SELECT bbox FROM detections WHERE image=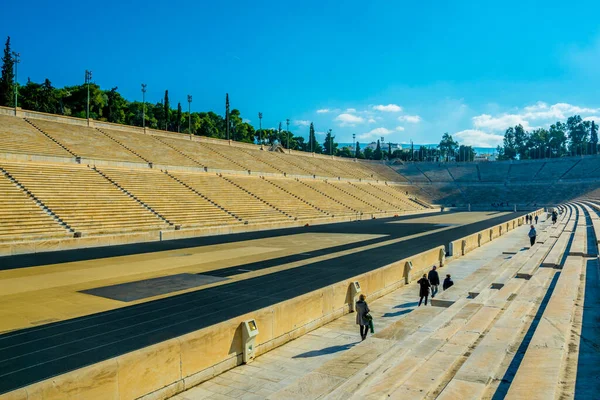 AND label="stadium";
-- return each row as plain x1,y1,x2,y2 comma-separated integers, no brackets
1,2,600,398
0,106,598,400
